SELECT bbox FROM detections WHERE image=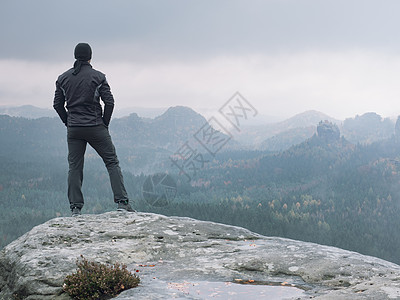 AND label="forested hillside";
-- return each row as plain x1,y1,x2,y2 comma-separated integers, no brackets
1,112,399,266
